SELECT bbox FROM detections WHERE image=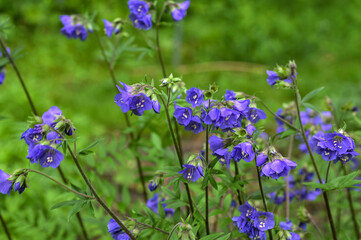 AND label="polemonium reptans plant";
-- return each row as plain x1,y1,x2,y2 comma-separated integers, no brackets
1,1,361,240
